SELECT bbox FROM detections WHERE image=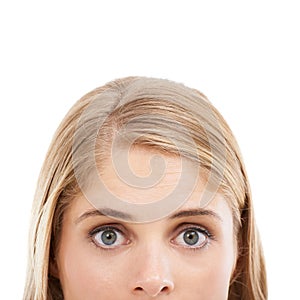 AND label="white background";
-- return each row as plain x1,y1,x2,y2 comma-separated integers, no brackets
1,1,299,298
